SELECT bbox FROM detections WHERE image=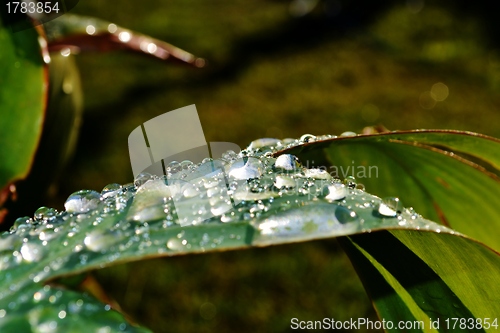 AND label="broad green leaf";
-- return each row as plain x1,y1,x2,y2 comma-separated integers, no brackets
341,230,500,332
284,130,500,251
0,16,47,191
1,134,499,331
